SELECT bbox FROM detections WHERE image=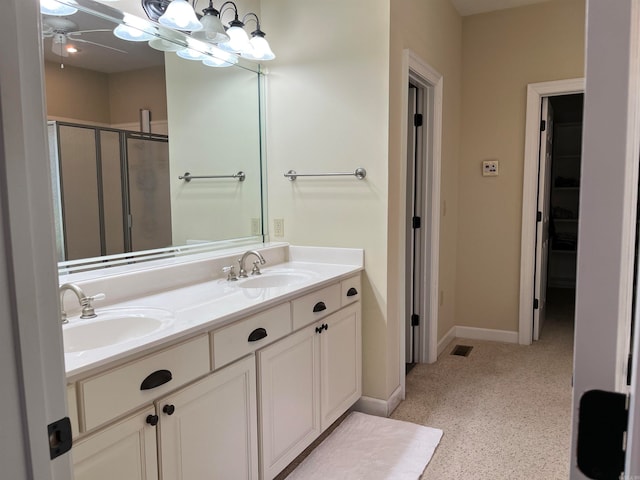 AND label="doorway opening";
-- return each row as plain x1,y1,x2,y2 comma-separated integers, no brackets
534,94,584,341
405,74,435,372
